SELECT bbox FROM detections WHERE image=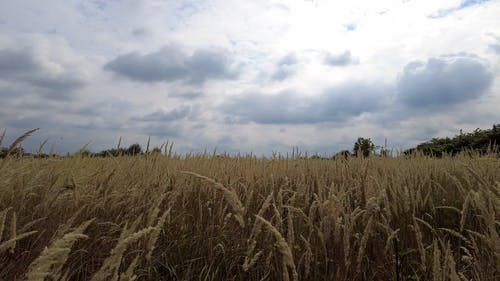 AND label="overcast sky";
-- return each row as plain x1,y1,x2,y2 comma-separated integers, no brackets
1,0,499,155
